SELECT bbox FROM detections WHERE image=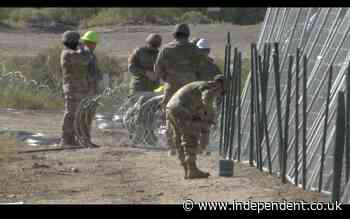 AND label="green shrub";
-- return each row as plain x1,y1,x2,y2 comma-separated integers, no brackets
1,43,124,110
179,11,213,25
